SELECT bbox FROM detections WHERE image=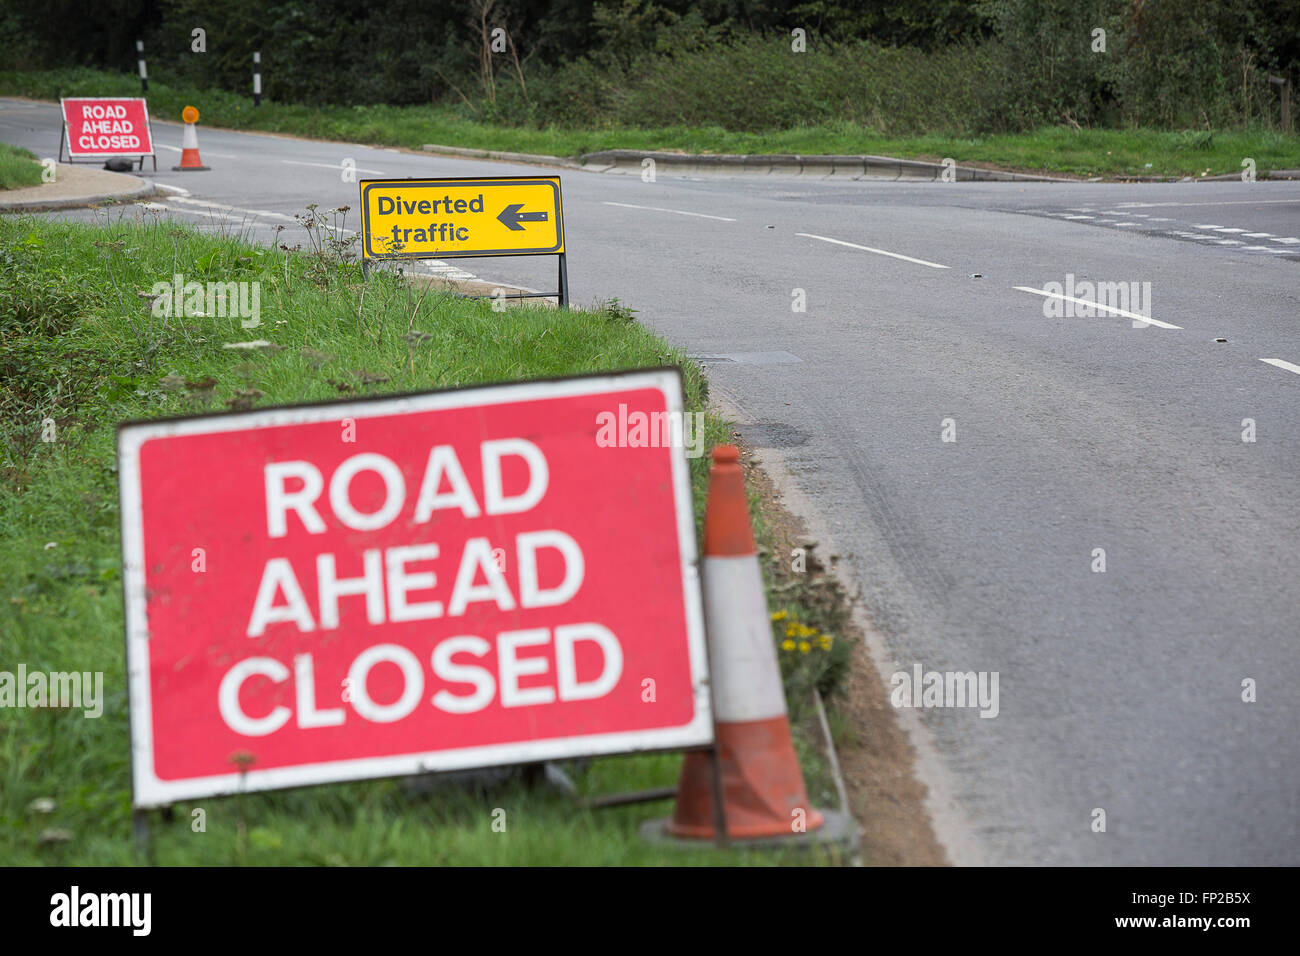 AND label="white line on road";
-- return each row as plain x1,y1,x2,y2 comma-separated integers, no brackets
796,232,950,269
140,202,489,283
602,201,736,221
1259,358,1300,376
139,201,287,223
1012,286,1183,329
138,201,234,221
158,196,301,223
1115,199,1300,208
155,143,238,159
282,159,386,175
